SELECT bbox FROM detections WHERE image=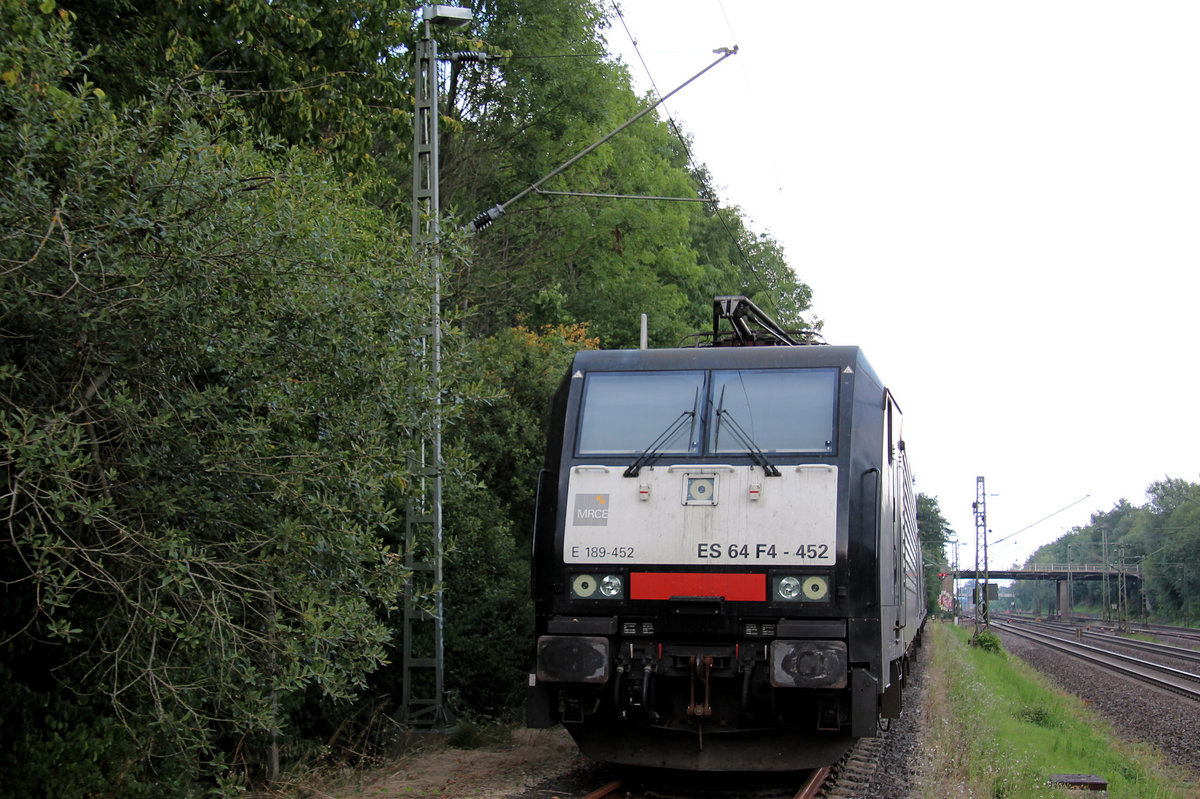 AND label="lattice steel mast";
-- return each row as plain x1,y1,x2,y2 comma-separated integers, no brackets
401,4,471,729
973,476,990,633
